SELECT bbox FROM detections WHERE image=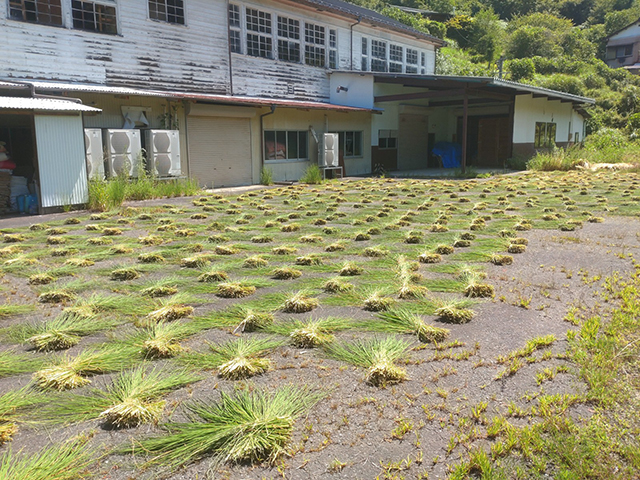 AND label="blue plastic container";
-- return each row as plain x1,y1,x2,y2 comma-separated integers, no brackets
27,194,38,214
16,195,26,213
